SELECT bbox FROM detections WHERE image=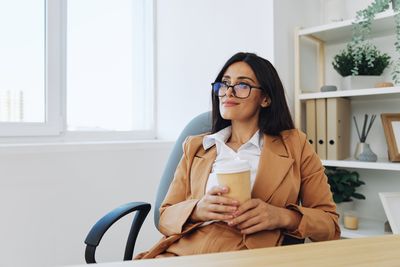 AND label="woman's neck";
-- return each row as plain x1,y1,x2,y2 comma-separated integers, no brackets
229,119,259,145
